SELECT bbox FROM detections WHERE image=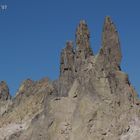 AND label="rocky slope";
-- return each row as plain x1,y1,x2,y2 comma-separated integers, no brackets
0,16,140,140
